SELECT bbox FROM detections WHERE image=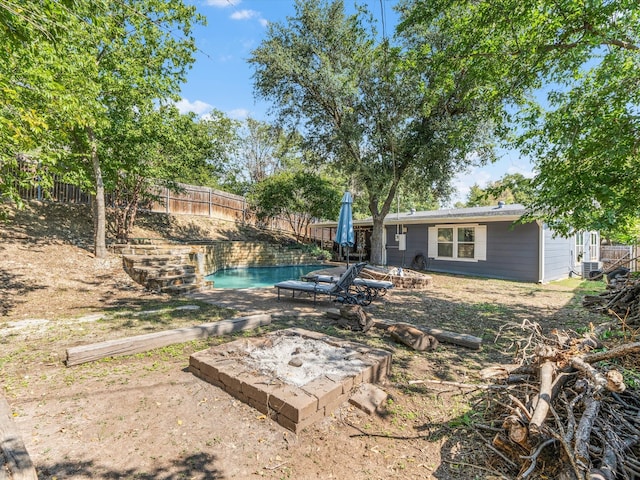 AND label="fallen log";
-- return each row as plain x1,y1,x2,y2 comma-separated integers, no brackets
574,394,600,469
0,397,37,480
528,360,555,438
582,341,640,363
486,322,640,480
374,320,482,350
325,310,482,349
65,313,272,366
337,305,374,332
583,279,640,324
